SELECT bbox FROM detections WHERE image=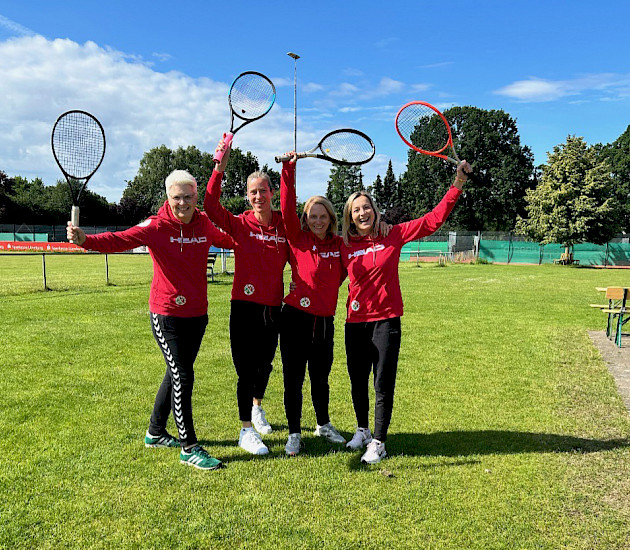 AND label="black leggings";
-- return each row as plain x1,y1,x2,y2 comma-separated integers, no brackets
148,312,208,448
280,304,334,434
345,317,401,442
230,300,281,421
